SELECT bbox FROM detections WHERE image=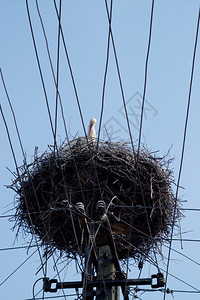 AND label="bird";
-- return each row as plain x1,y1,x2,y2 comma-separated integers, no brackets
88,118,96,142
61,118,97,152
